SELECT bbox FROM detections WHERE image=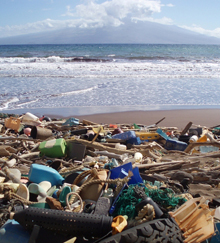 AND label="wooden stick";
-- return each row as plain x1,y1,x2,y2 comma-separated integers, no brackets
134,160,186,169
145,163,184,174
91,126,102,143
180,121,193,135
19,151,40,159
12,153,33,164
184,142,220,153
0,136,41,142
82,119,98,125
